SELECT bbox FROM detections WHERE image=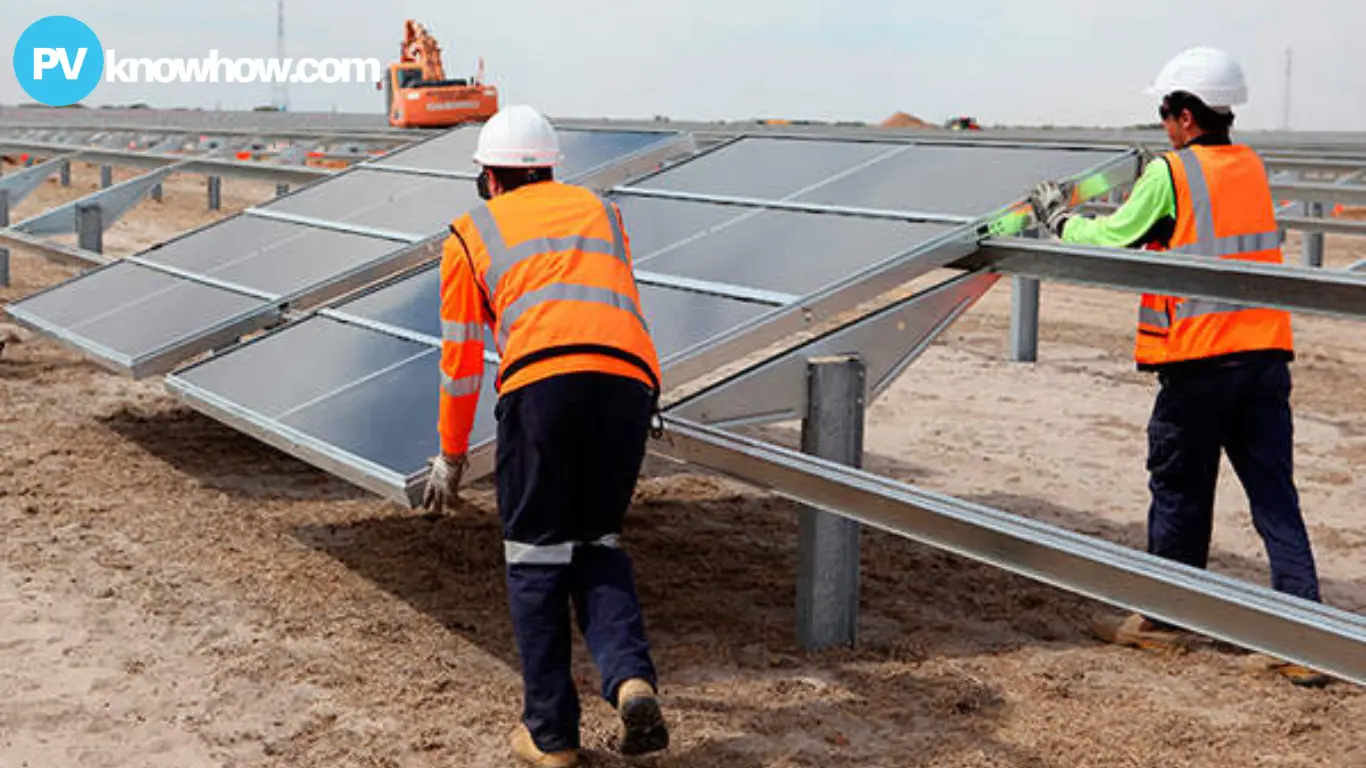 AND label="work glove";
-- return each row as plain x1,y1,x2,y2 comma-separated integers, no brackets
421,452,468,514
1028,180,1071,238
